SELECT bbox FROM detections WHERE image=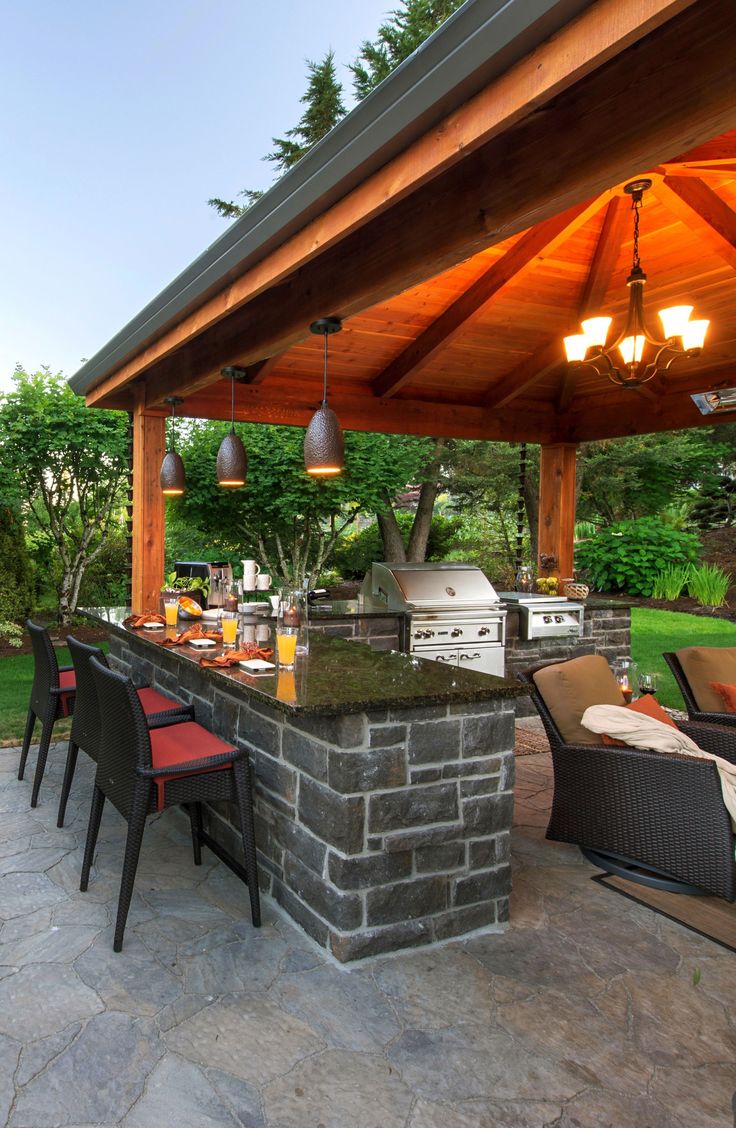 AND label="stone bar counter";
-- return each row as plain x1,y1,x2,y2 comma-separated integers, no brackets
83,607,526,962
